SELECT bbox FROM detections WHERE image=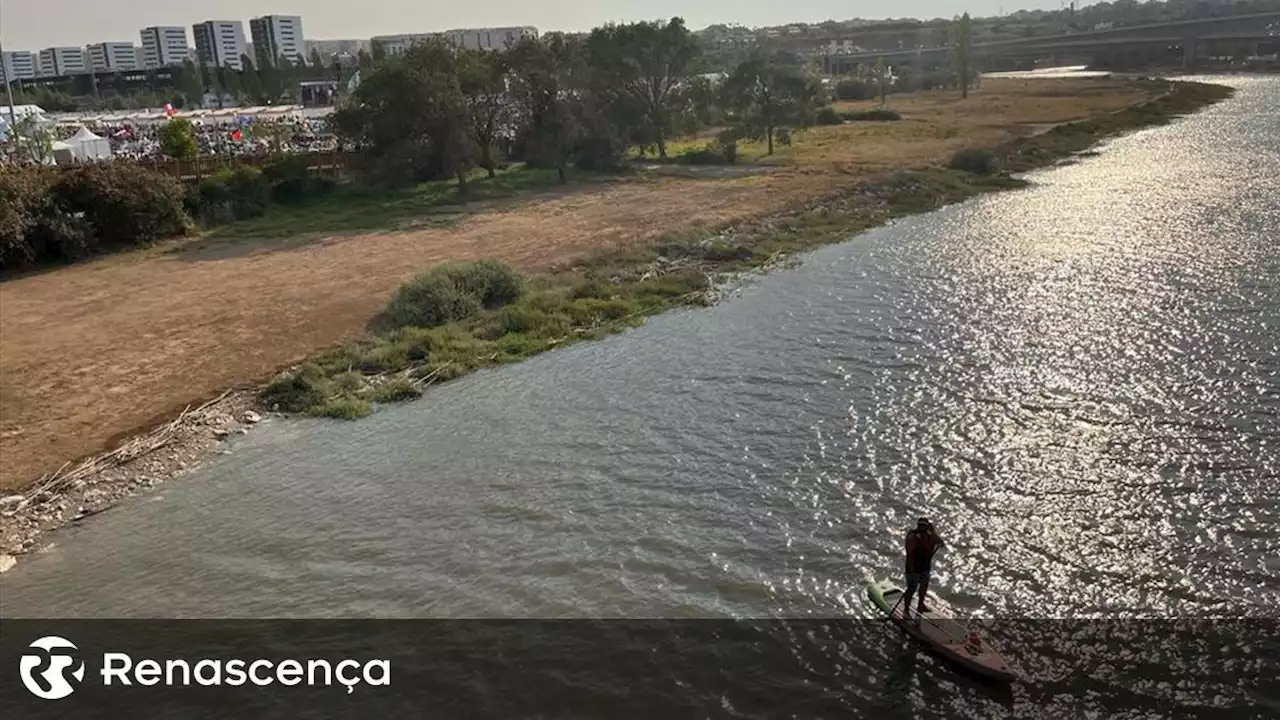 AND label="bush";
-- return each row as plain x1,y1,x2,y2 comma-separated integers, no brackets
51,164,188,248
675,140,737,166
949,148,998,175
815,107,844,126
263,156,335,204
437,260,523,309
187,167,271,226
840,109,902,122
1,164,190,272
260,365,330,412
834,79,875,100
386,272,483,328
